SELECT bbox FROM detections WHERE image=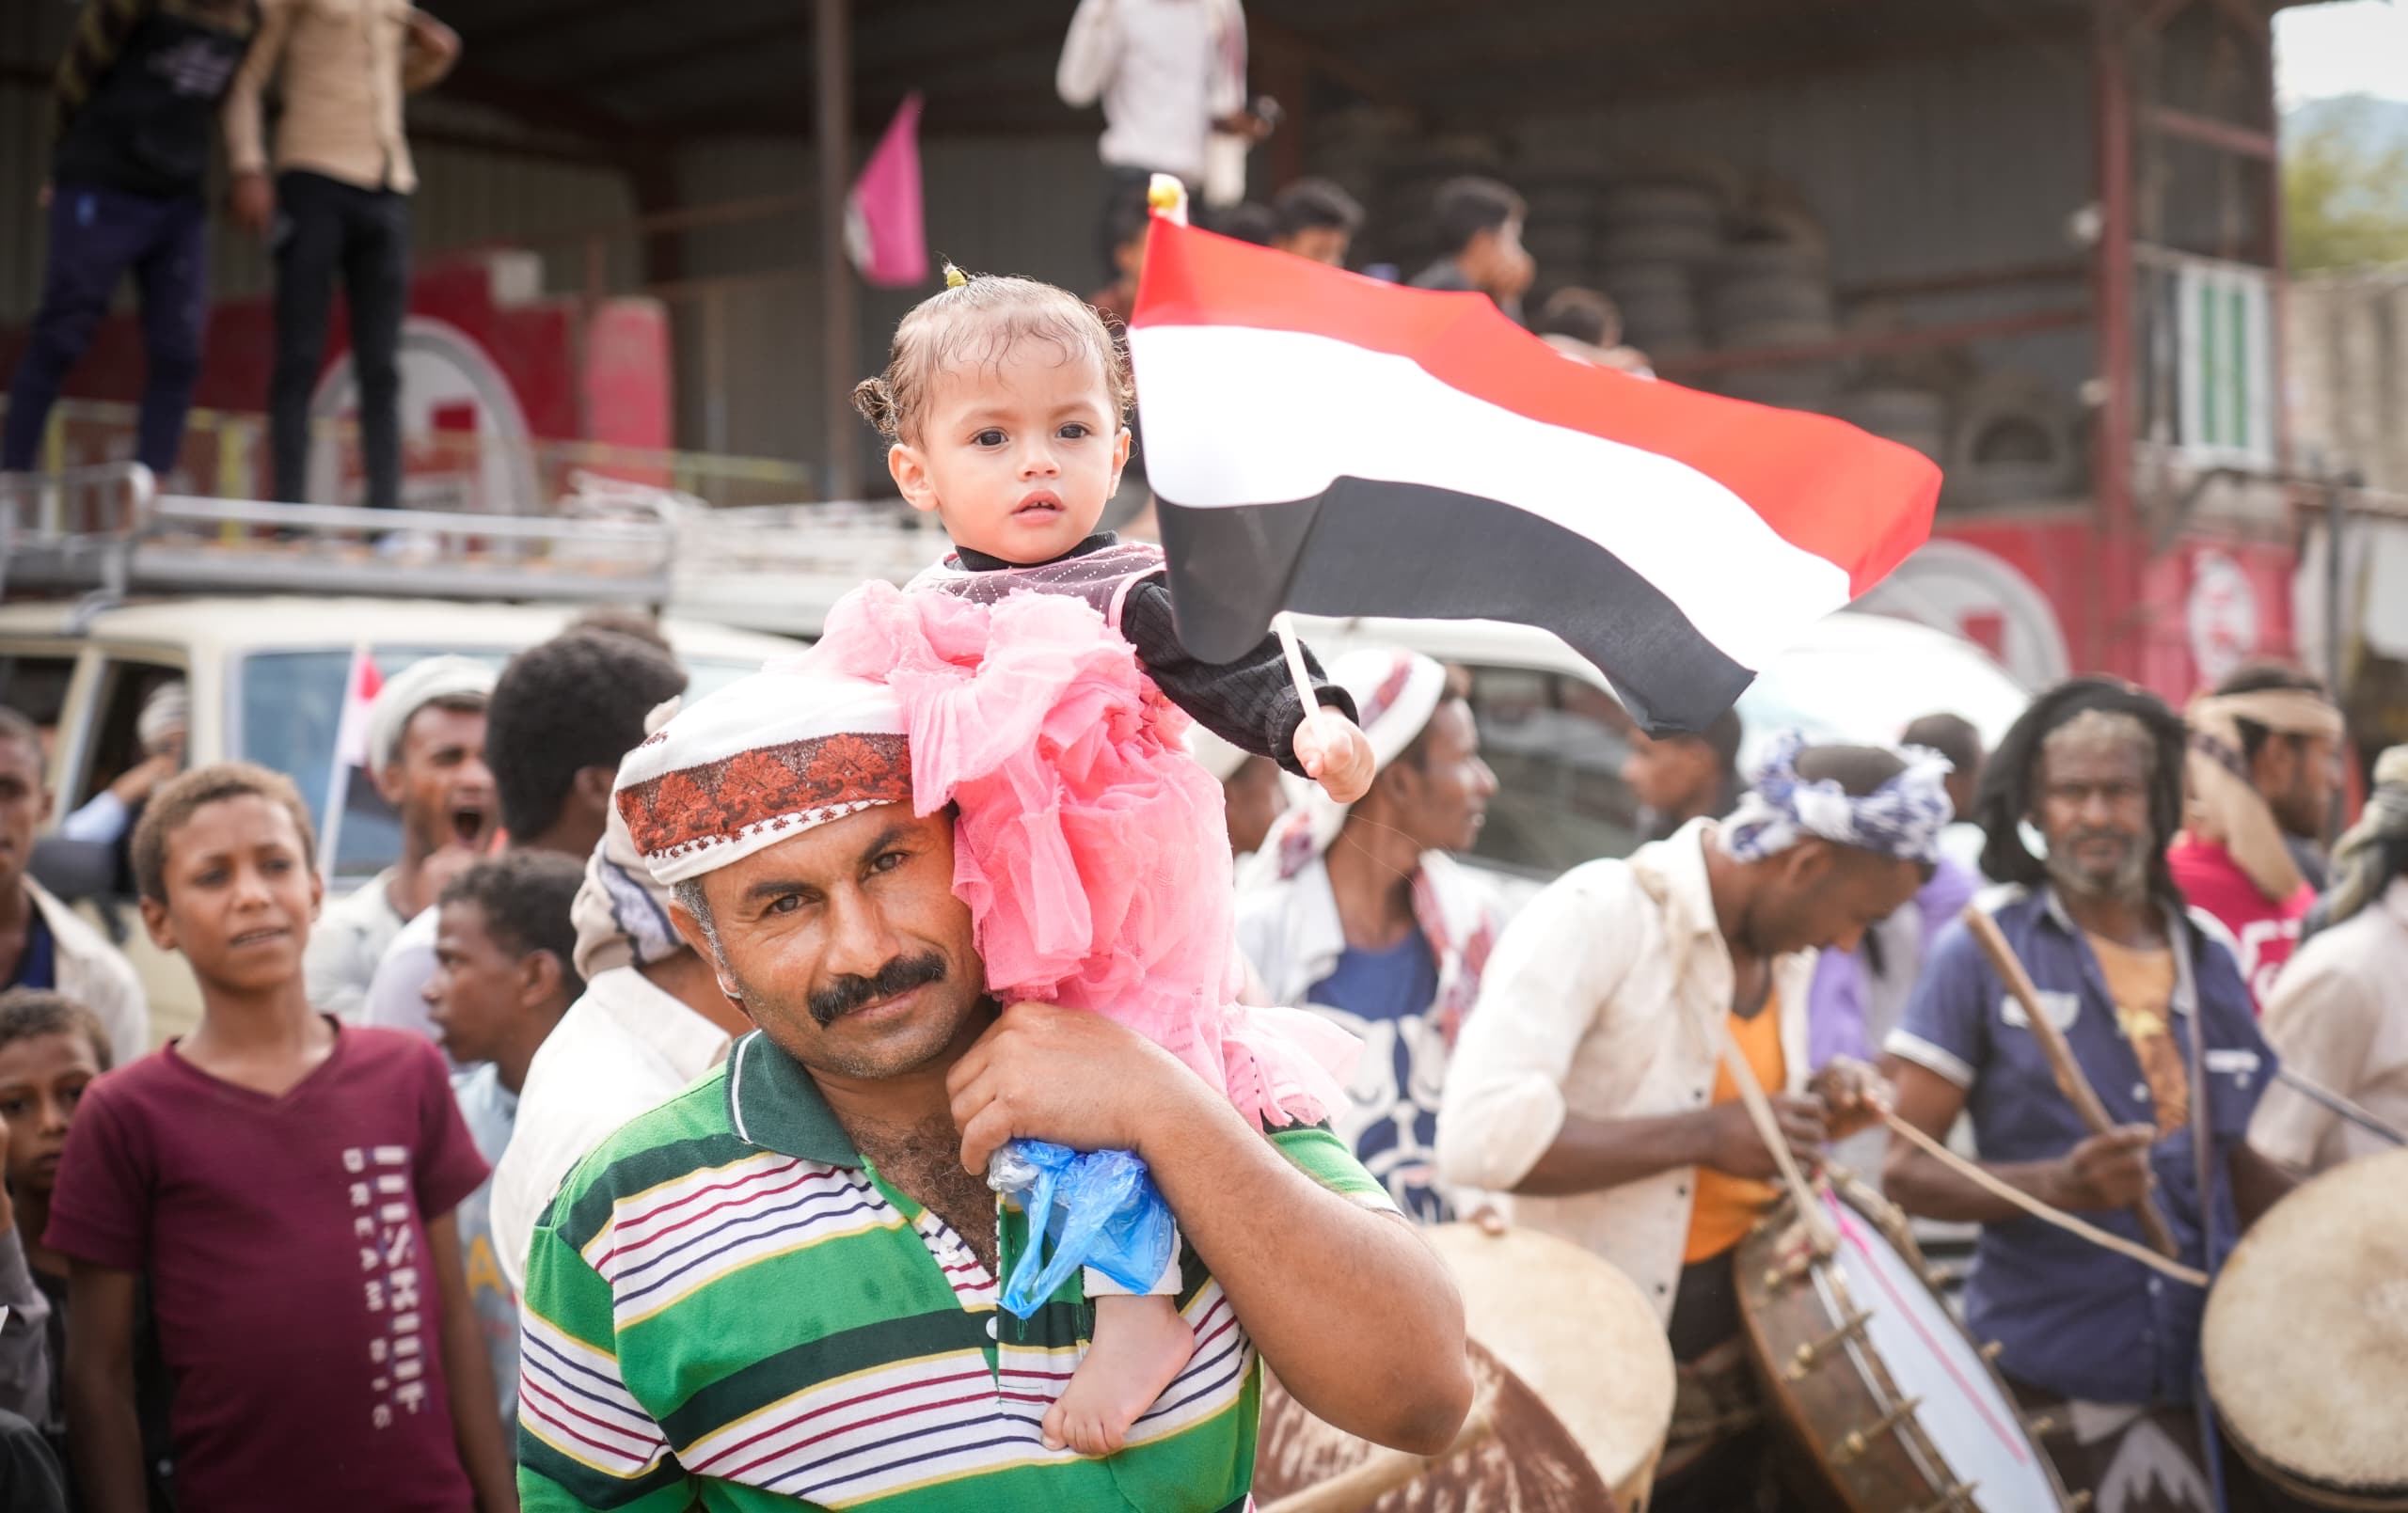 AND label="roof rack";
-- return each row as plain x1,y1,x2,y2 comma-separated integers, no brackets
3,464,673,605
0,467,949,629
